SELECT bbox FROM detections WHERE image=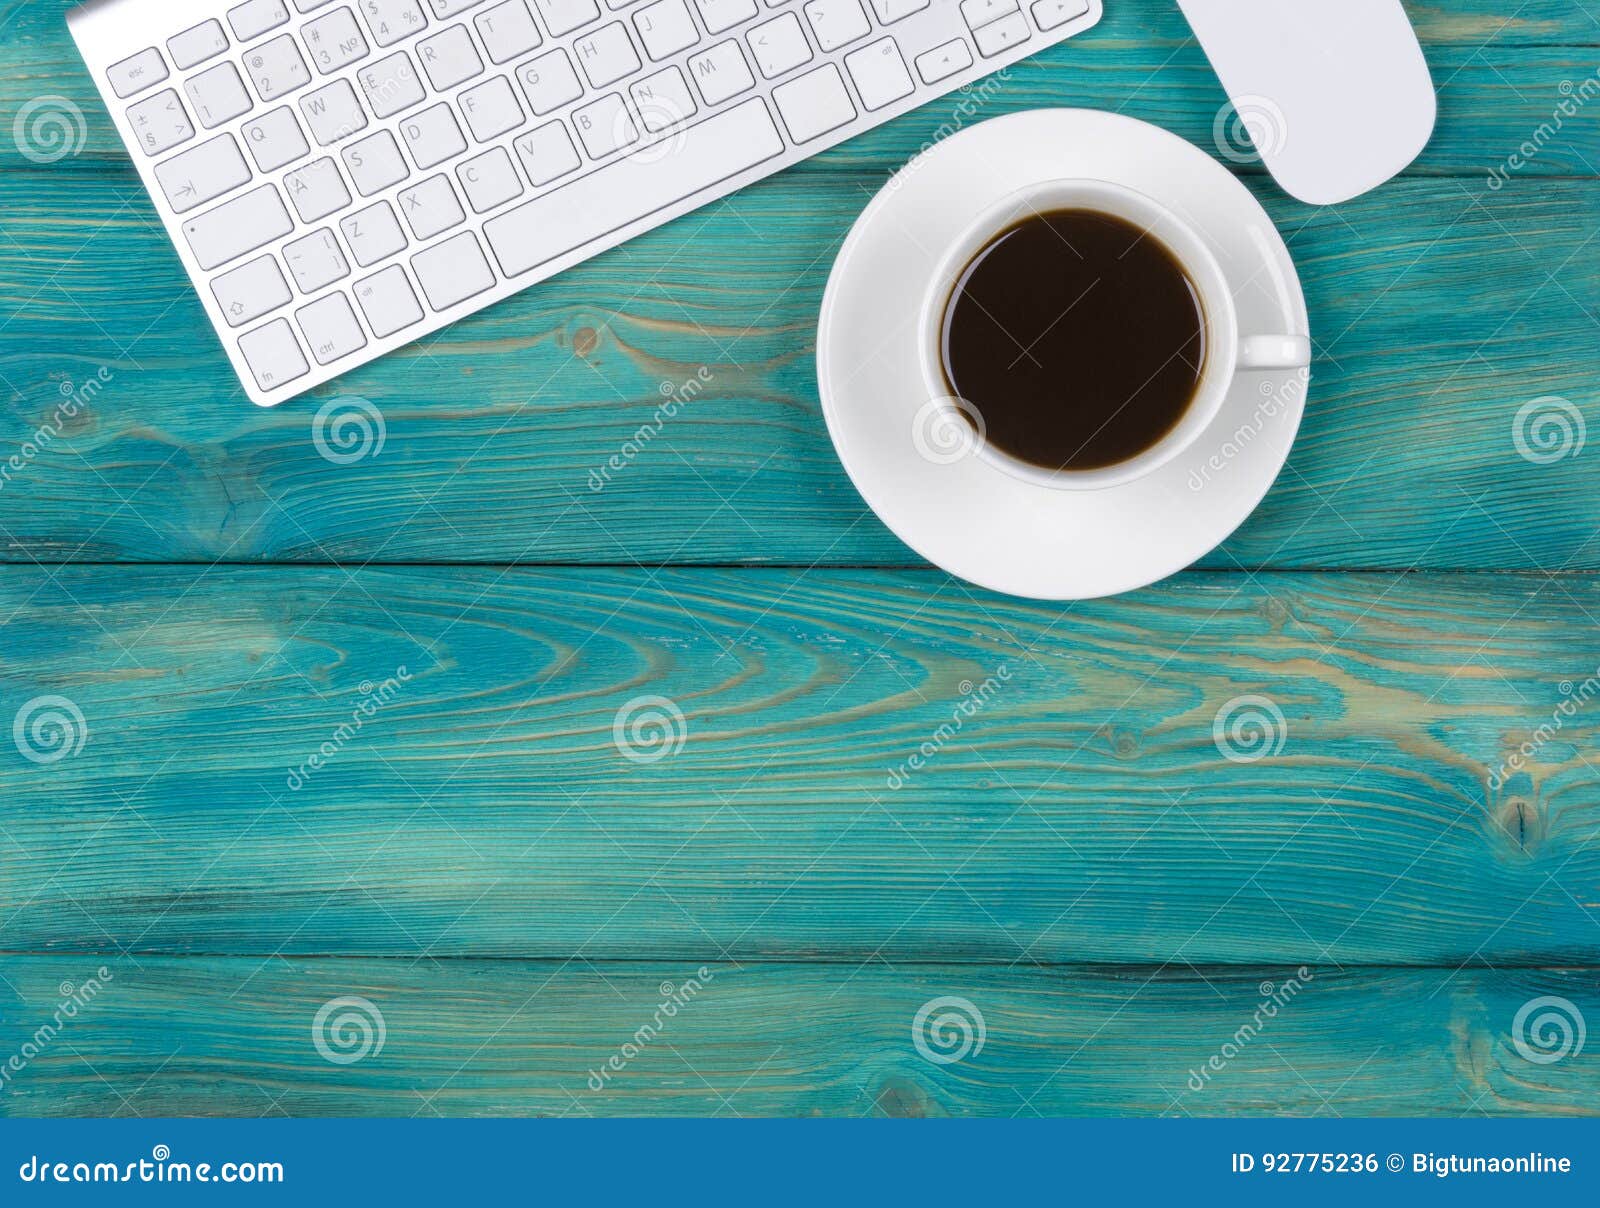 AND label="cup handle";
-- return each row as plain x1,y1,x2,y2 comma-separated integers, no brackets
1237,334,1311,370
